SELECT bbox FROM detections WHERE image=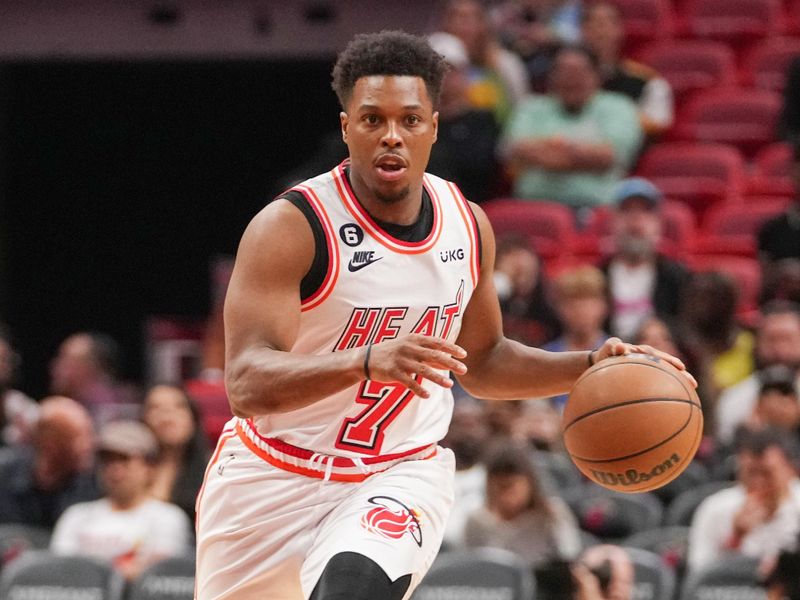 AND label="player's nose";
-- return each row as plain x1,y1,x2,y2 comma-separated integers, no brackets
380,121,403,148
